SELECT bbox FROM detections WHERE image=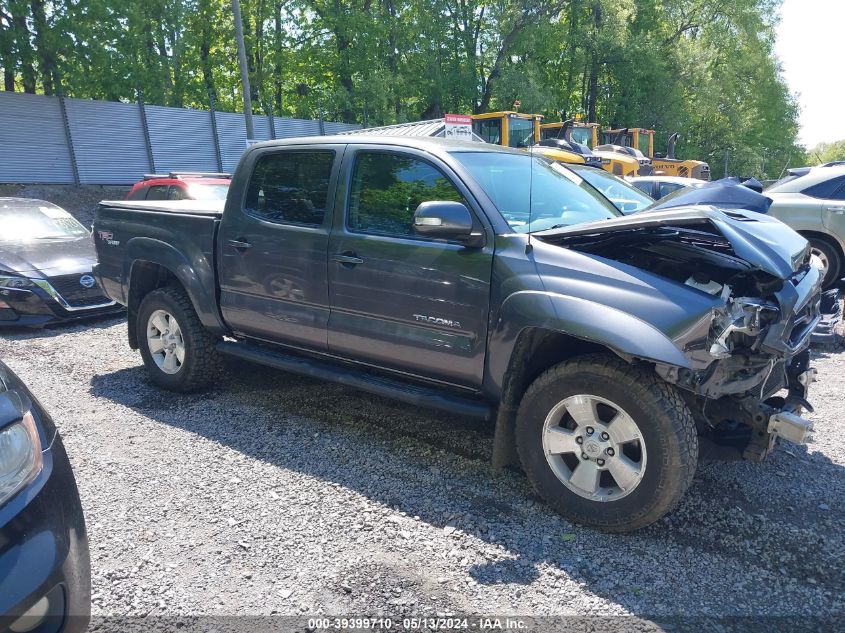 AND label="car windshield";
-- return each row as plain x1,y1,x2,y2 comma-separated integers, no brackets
188,183,230,200
569,166,653,214
453,151,621,232
0,202,89,242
